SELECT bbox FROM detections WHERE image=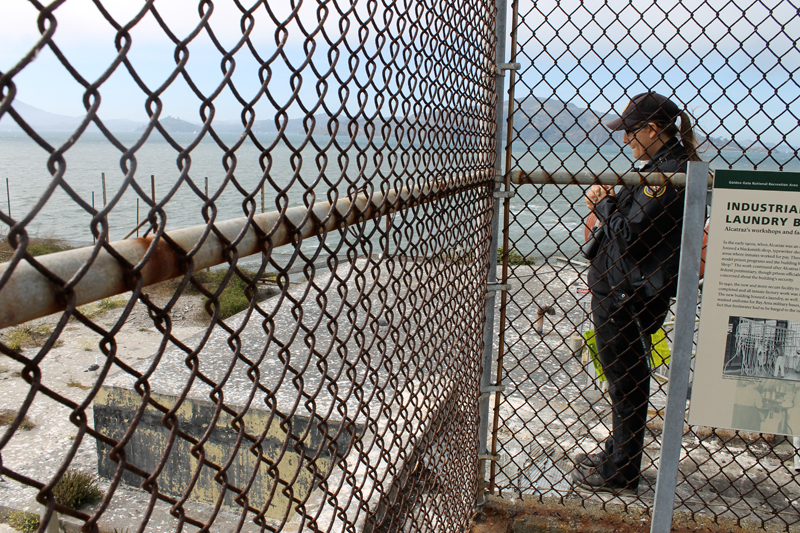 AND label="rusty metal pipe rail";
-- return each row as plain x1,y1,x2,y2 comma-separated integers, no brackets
0,176,487,329
510,169,714,186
